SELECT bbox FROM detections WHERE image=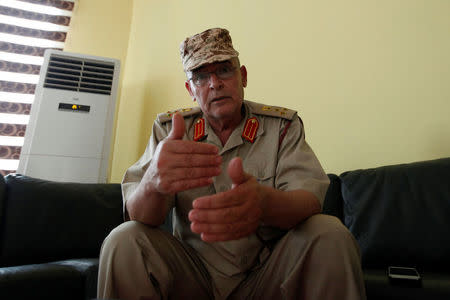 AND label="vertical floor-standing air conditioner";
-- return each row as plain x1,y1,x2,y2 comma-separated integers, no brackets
17,50,120,183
